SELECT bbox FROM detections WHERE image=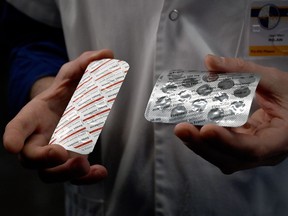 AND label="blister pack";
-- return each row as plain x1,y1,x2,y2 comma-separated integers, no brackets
145,70,260,127
49,58,129,155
